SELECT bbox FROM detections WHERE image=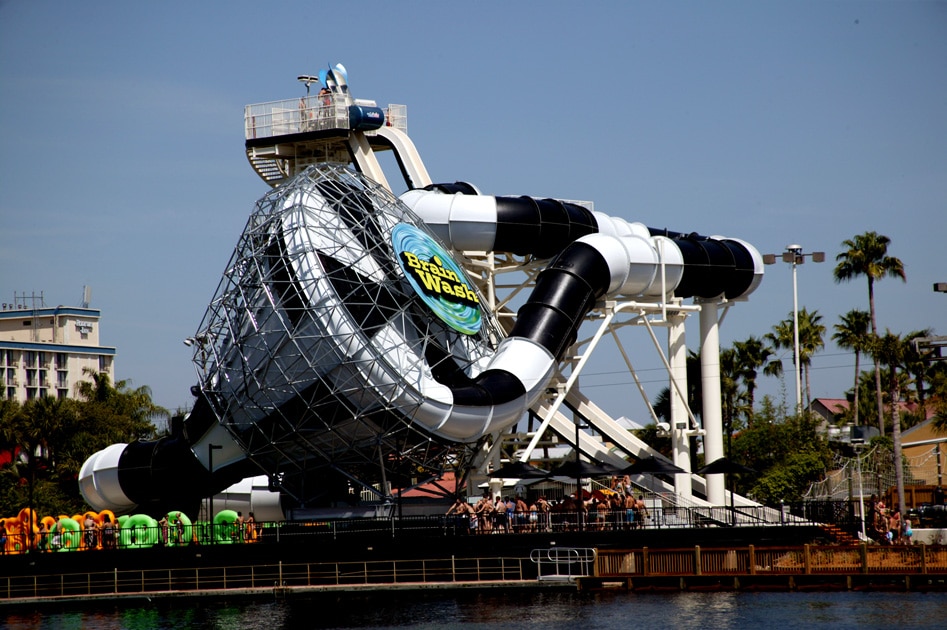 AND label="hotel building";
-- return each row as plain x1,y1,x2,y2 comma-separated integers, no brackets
0,299,116,403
